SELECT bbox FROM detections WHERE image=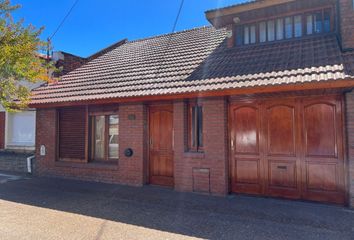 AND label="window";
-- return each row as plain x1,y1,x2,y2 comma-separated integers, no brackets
58,107,86,161
243,25,256,45
259,22,267,42
306,10,332,35
244,26,250,44
235,26,243,46
90,113,119,162
6,111,36,147
267,20,275,41
276,18,284,40
285,17,293,39
323,10,331,32
250,25,256,44
306,15,313,35
234,8,333,46
188,101,203,152
314,12,322,33
294,15,302,37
